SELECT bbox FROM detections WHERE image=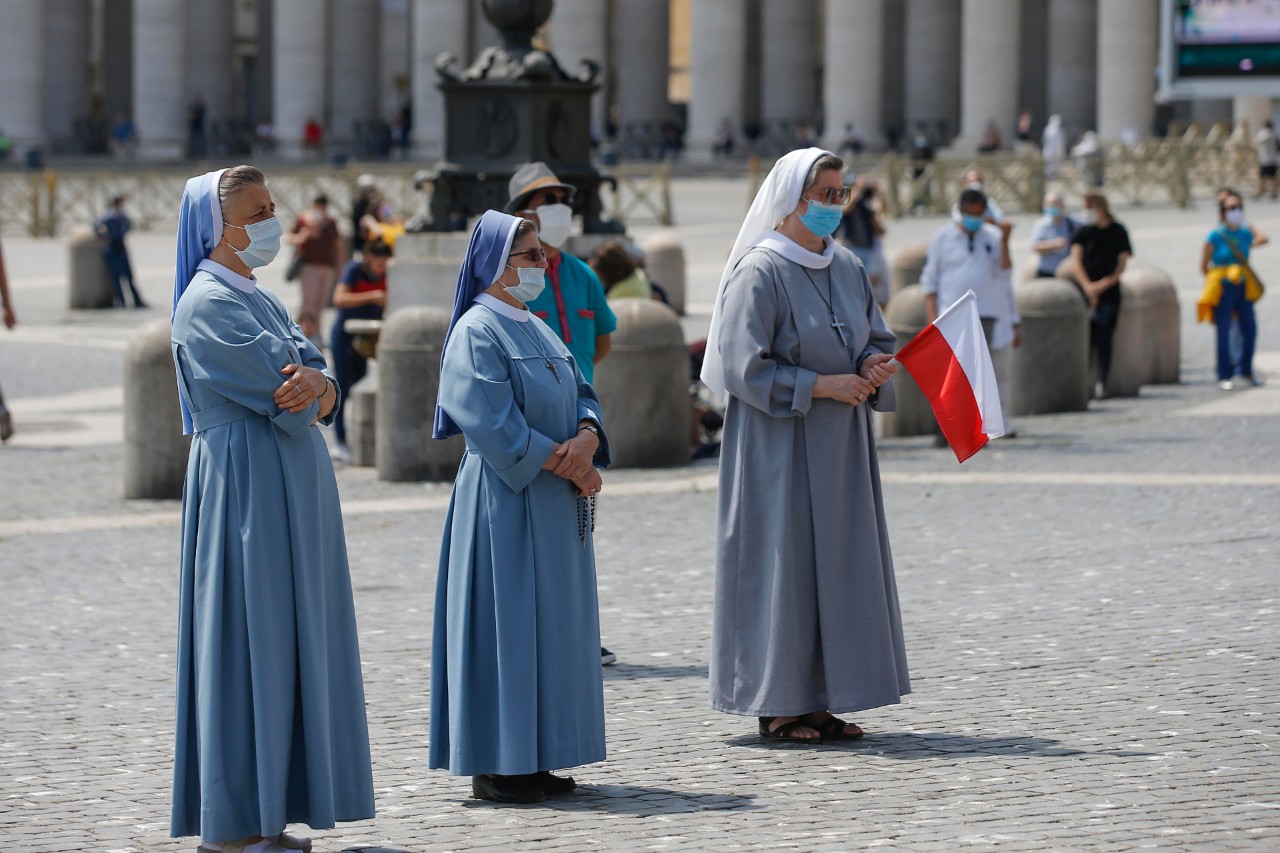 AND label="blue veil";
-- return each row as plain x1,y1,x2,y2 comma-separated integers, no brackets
172,168,227,433
432,210,521,440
